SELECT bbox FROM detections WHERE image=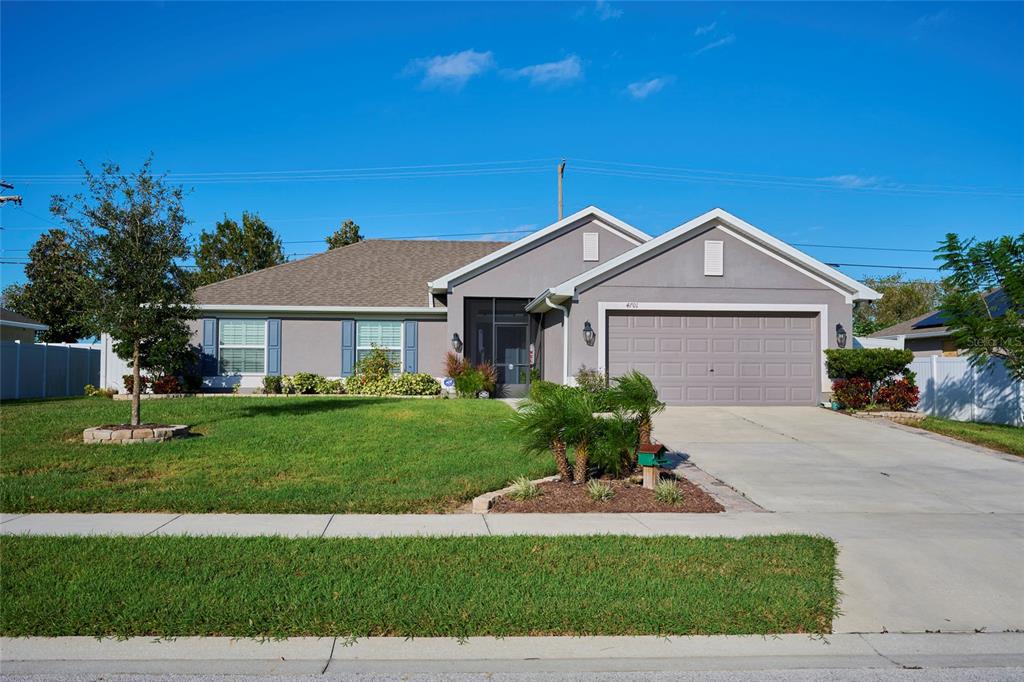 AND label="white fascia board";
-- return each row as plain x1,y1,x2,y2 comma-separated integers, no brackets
0,319,48,331
426,206,651,293
876,329,950,340
195,304,446,316
550,208,882,302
